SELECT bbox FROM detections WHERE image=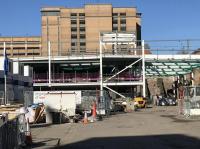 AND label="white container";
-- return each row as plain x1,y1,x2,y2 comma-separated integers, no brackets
34,91,77,116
